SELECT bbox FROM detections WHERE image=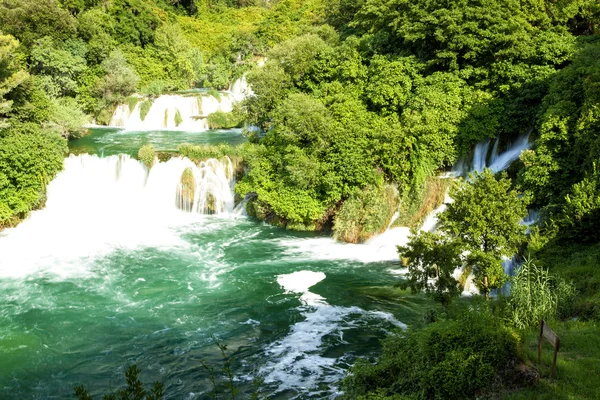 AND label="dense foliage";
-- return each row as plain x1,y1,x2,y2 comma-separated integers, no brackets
0,32,68,228
0,0,330,226
508,257,575,329
399,170,529,300
342,309,520,399
235,0,600,243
